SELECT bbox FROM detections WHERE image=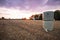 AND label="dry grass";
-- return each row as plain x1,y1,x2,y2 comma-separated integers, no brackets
0,20,60,40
